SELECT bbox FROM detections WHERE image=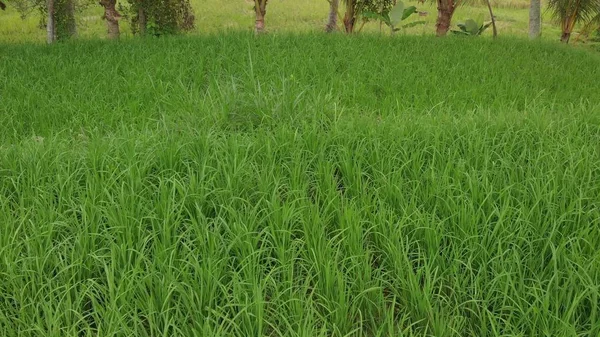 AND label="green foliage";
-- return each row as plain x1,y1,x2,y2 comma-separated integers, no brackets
8,0,86,40
362,1,425,32
1,34,600,335
343,0,397,29
578,12,600,41
0,0,576,43
54,0,76,40
547,0,600,41
348,0,396,14
452,17,492,35
548,0,600,27
128,0,195,36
